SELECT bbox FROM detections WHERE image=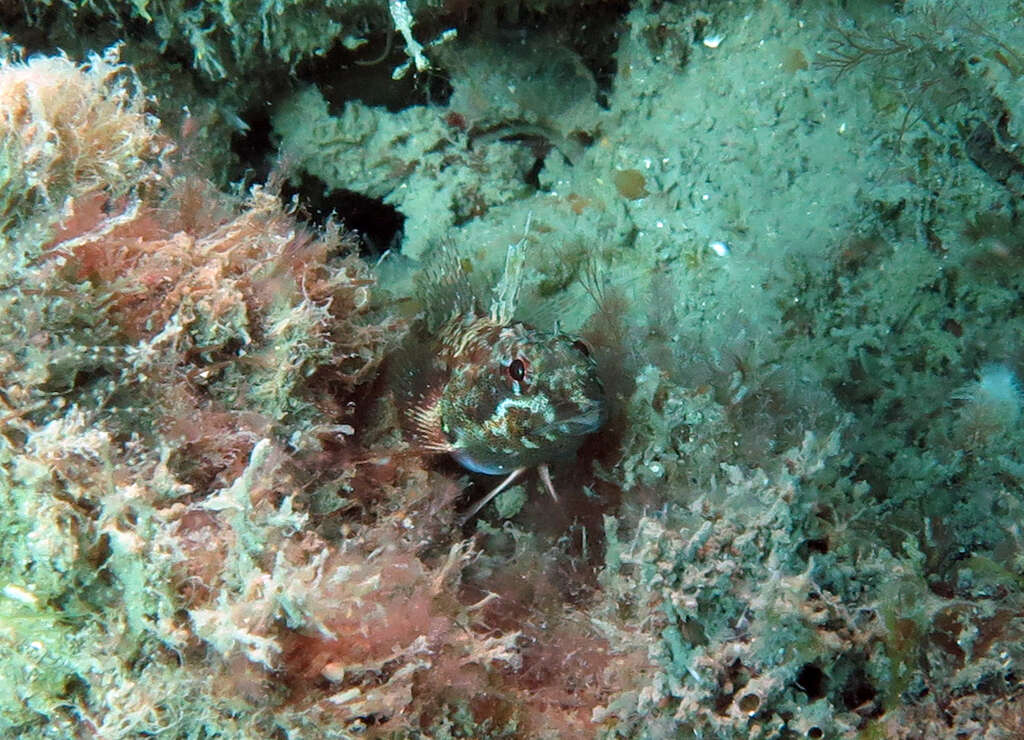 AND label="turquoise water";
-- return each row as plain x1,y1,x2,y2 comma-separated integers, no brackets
1,1,1023,737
